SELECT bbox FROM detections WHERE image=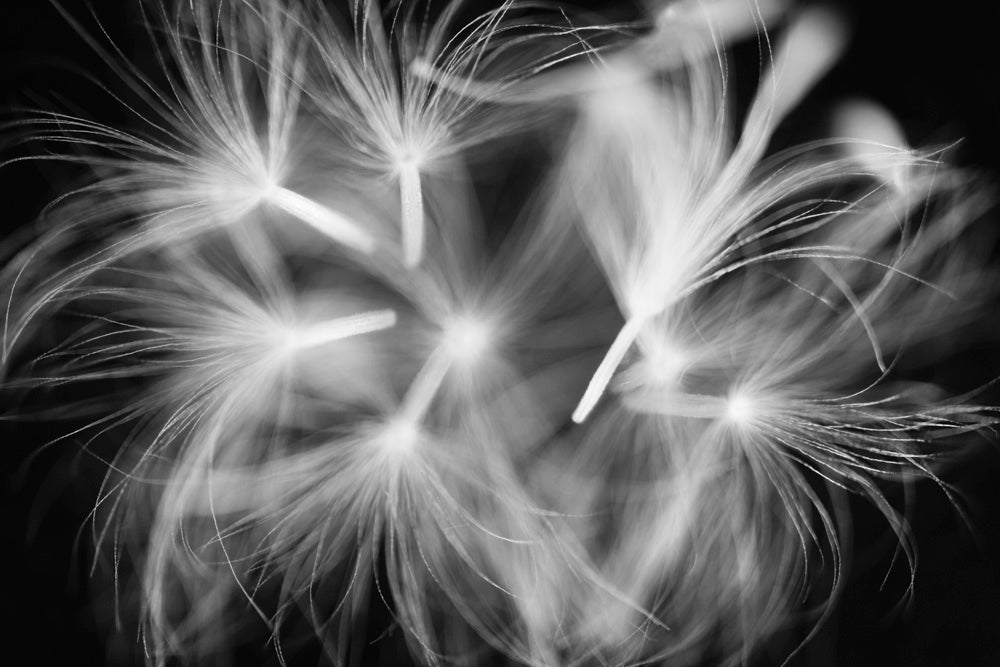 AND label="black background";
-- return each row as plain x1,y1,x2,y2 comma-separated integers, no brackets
2,1,999,665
